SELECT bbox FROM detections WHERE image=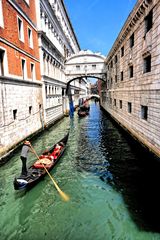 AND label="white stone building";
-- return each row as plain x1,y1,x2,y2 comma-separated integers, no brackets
35,0,81,126
101,0,160,157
